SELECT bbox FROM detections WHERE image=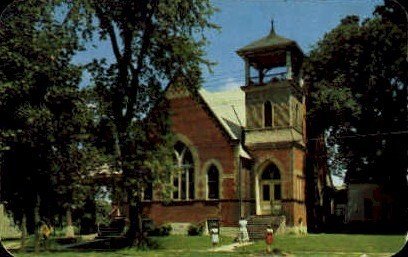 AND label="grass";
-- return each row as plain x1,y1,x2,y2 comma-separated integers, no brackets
8,233,406,257
237,234,405,256
8,235,235,257
153,234,232,250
